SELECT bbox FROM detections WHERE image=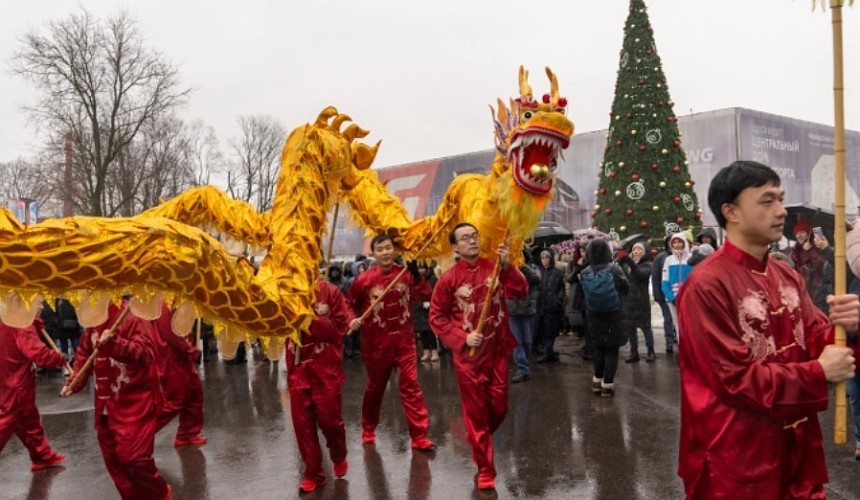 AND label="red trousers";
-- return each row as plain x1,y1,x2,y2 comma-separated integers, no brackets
0,403,55,462
362,348,429,439
156,368,204,440
289,386,347,481
97,414,169,500
456,355,509,479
